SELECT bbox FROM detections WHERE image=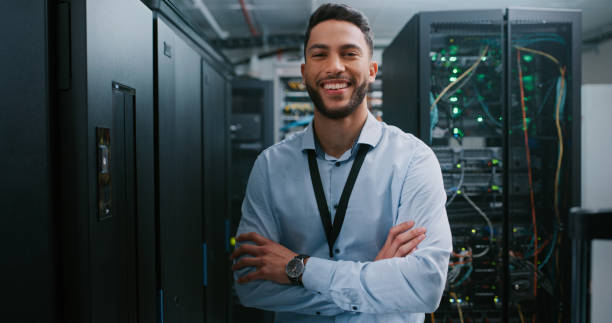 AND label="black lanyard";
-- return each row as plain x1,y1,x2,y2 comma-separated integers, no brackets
307,144,370,258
